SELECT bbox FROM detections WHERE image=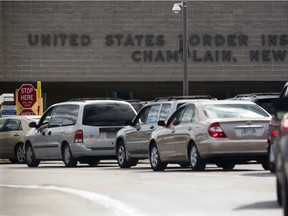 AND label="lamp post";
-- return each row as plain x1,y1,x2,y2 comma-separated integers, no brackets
172,0,189,96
